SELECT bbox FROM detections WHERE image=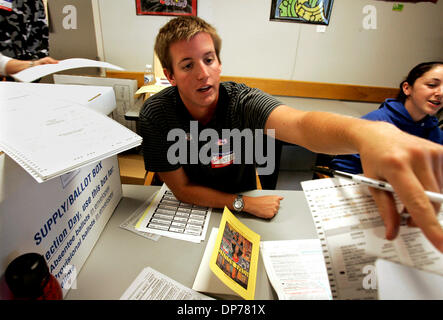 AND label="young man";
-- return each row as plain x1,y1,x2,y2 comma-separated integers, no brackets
140,16,443,252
